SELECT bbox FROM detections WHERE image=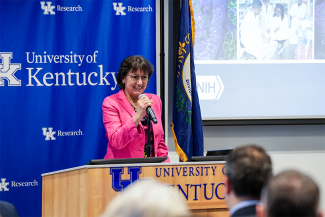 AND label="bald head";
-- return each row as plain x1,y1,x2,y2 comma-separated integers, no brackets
262,170,320,217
